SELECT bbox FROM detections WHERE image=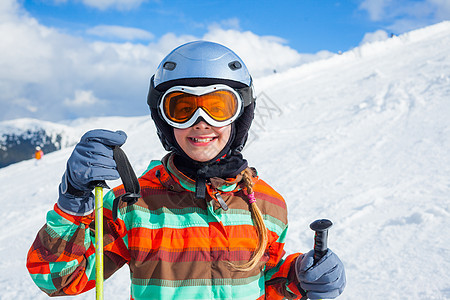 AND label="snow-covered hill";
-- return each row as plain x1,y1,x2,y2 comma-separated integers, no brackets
0,116,158,168
0,118,76,168
1,21,450,299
